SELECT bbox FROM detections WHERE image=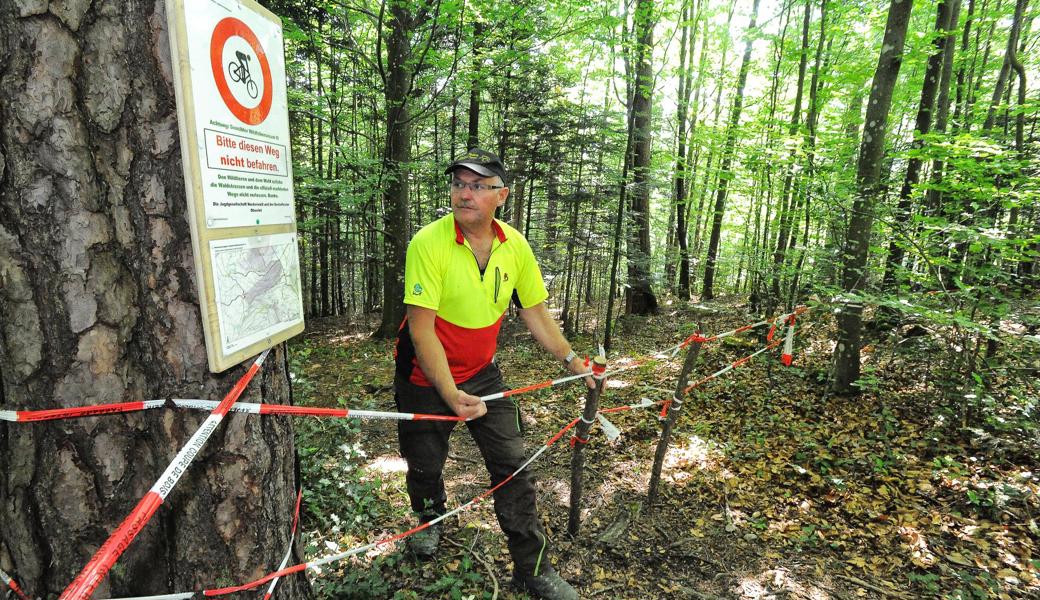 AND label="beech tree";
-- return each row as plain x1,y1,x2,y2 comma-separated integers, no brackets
831,0,915,393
